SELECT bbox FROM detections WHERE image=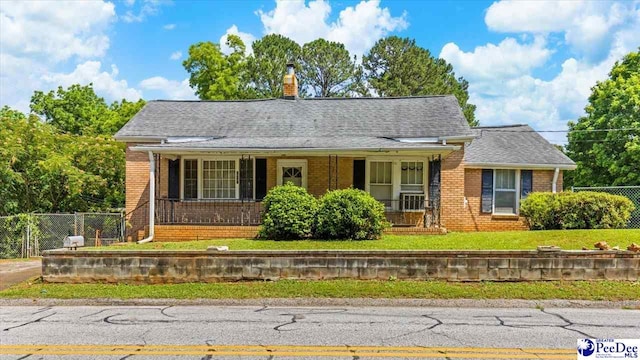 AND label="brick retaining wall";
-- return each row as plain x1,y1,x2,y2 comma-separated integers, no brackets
42,249,639,284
